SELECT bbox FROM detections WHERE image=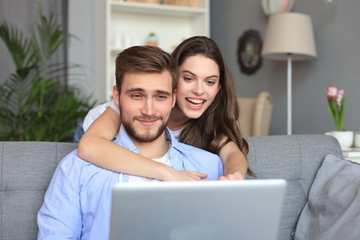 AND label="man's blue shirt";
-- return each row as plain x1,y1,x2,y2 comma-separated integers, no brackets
37,127,223,239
